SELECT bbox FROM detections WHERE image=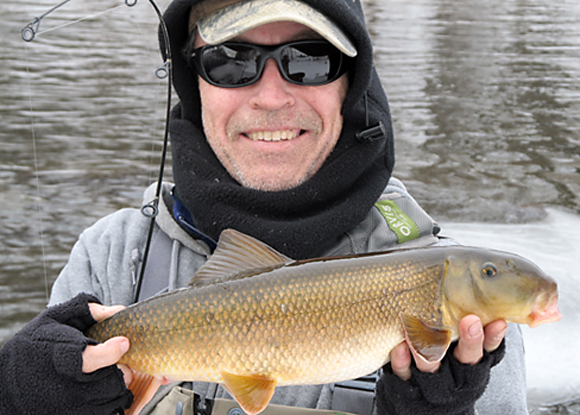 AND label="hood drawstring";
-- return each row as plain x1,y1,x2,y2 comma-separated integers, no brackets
356,92,387,143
